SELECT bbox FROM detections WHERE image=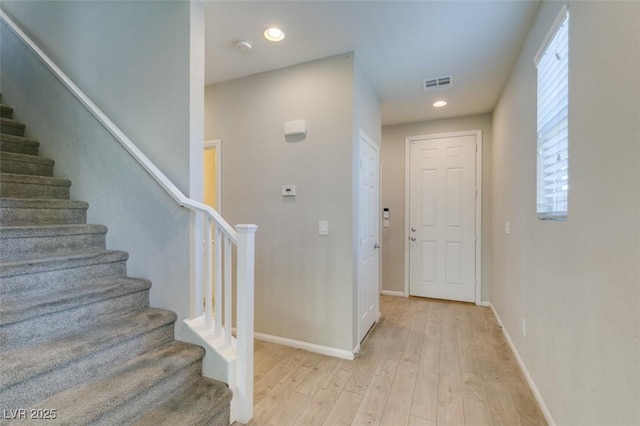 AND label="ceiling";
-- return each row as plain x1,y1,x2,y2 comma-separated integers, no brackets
203,1,540,126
